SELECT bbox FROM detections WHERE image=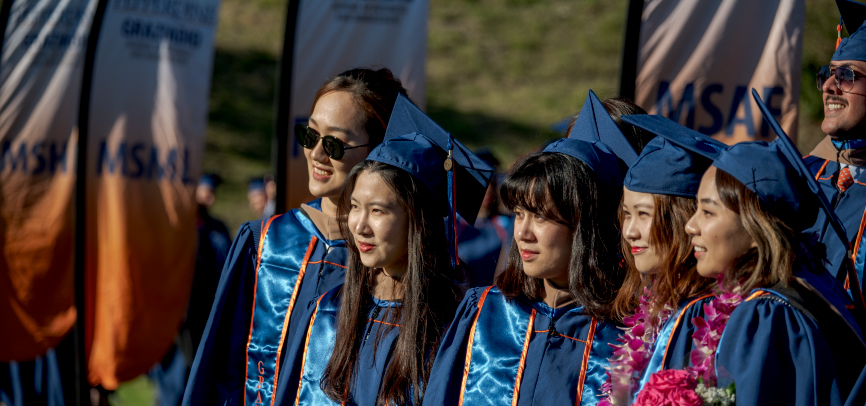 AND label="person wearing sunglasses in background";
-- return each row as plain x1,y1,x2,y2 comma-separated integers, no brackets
810,0,866,309
181,68,408,406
